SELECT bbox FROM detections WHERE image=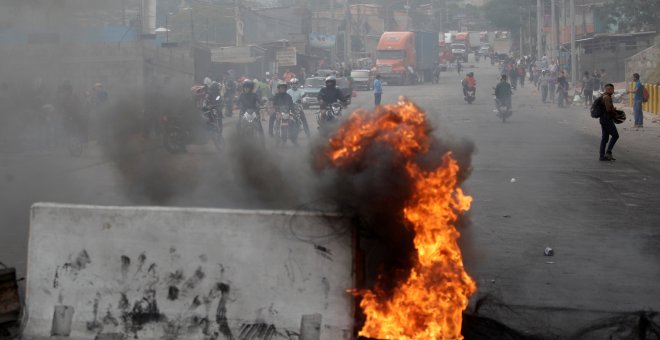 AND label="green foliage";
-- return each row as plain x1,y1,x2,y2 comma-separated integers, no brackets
482,0,523,30
601,0,659,33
